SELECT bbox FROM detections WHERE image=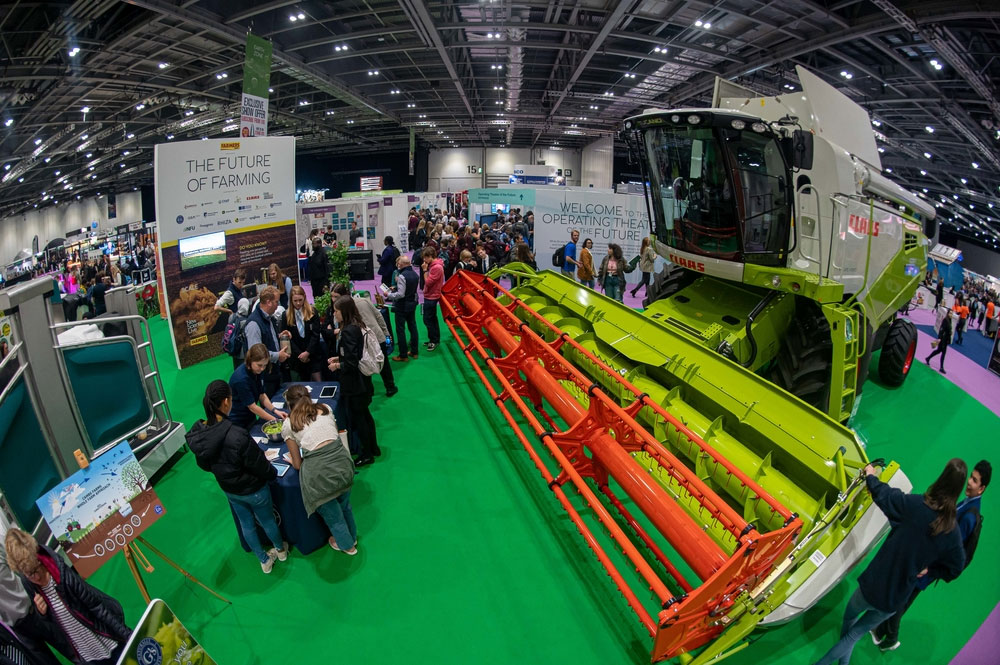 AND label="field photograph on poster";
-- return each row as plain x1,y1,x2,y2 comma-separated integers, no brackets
155,137,296,368
35,442,165,578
